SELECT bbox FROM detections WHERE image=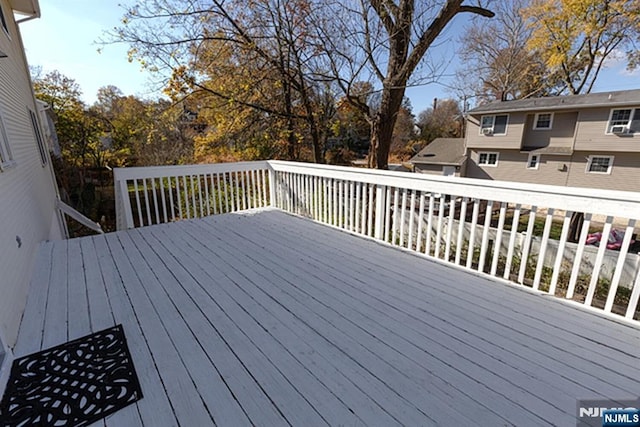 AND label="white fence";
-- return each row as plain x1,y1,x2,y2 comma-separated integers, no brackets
114,160,640,324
